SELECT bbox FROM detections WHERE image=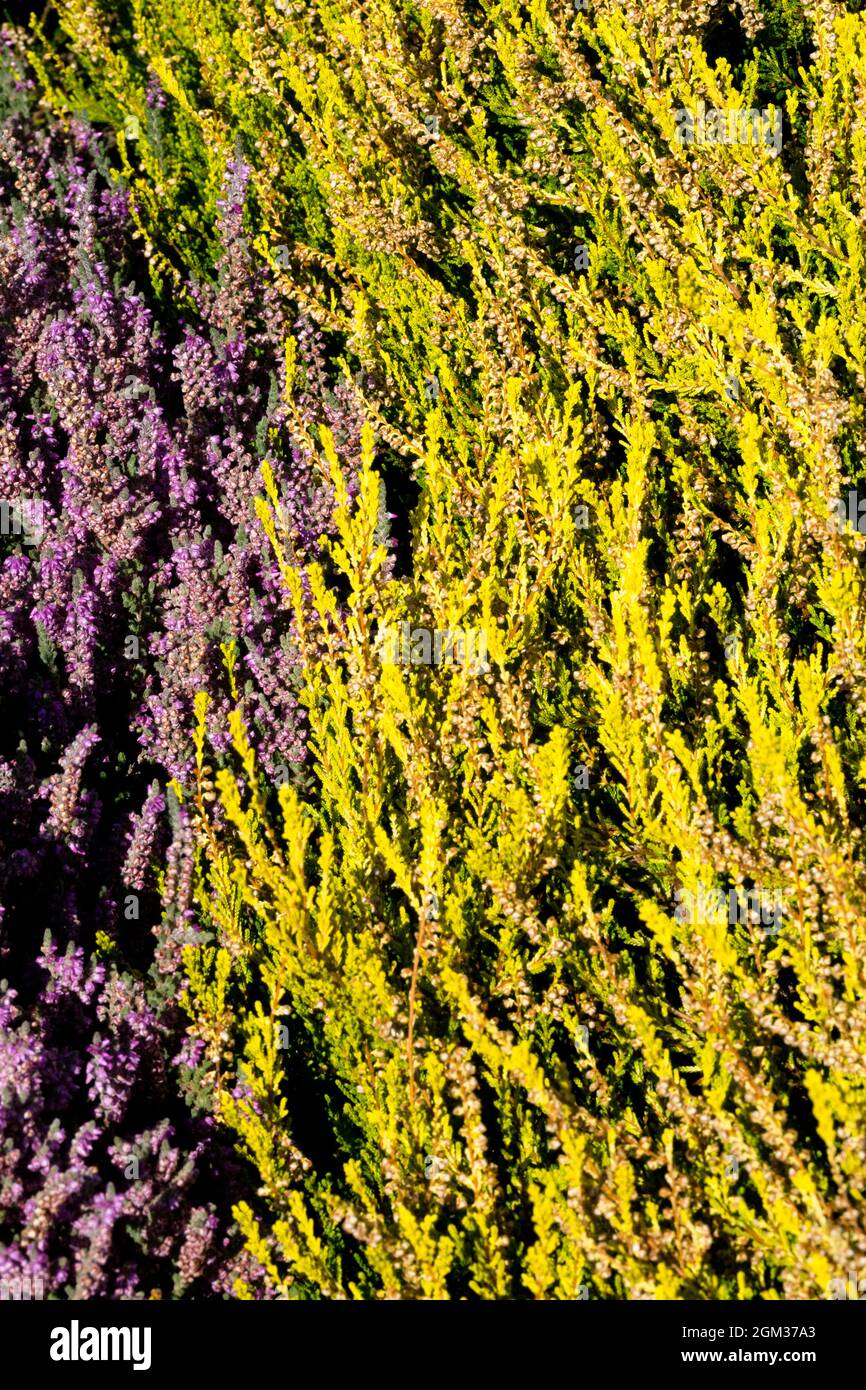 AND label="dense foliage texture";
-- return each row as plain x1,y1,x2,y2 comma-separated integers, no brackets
0,36,369,1296
0,0,865,1298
